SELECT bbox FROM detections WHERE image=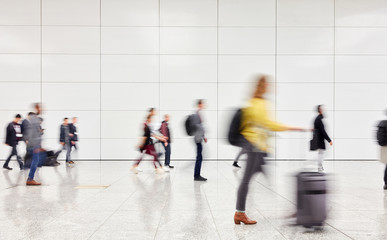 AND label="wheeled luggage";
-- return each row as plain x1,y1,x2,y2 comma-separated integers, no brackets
296,172,327,228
